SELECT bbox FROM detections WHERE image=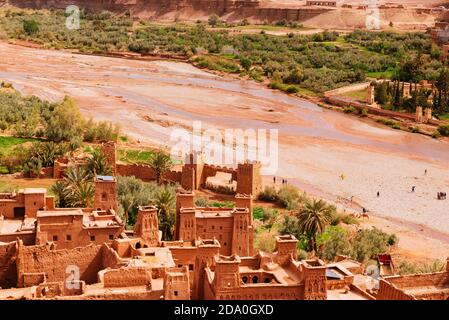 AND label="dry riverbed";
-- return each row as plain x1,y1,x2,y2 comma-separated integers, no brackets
1,42,449,260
